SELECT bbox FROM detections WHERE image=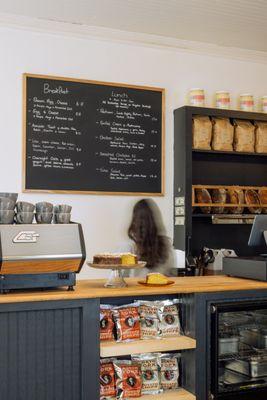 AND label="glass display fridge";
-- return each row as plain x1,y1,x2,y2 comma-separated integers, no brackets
210,301,267,399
